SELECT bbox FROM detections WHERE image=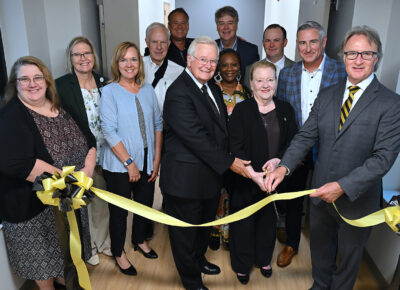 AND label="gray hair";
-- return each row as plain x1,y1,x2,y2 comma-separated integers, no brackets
339,25,382,71
297,20,326,42
145,22,170,41
187,36,219,60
